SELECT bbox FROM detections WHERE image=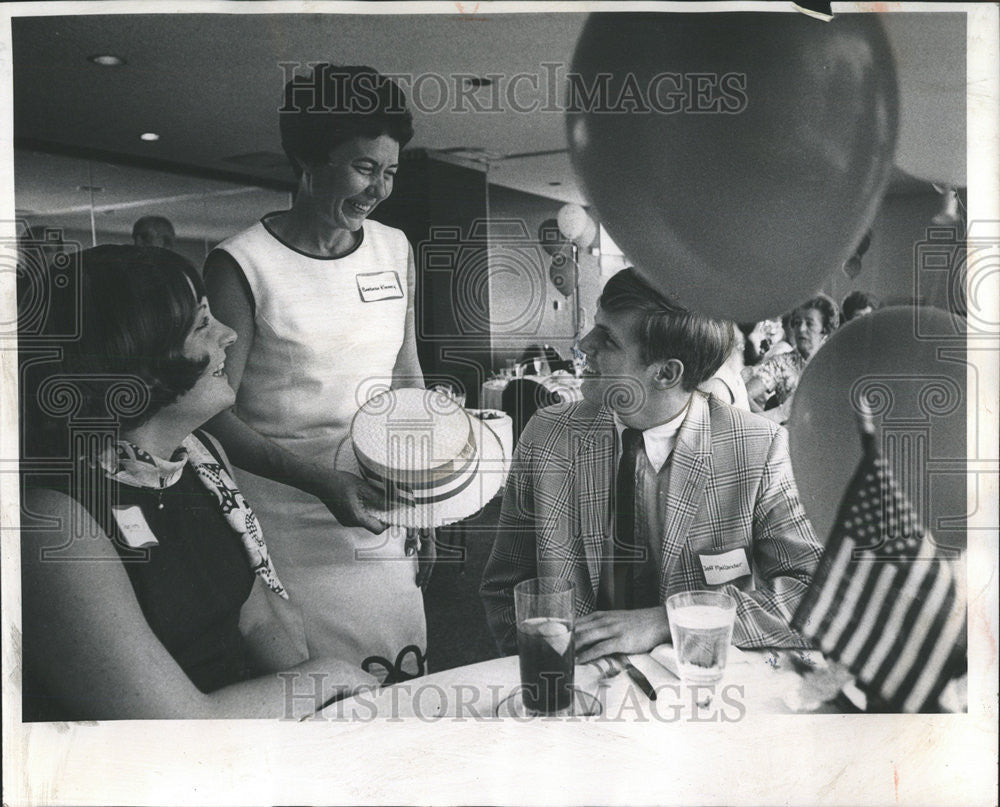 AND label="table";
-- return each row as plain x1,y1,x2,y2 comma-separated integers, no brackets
480,372,584,411
321,645,853,721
